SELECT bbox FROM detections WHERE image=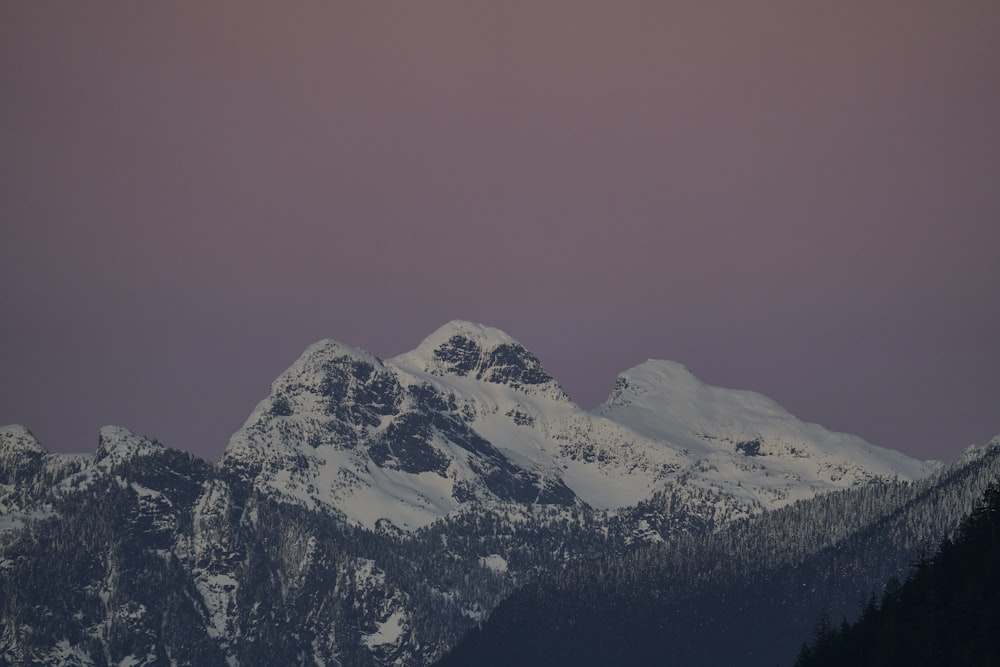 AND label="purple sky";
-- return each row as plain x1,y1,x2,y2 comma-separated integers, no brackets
2,2,998,463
